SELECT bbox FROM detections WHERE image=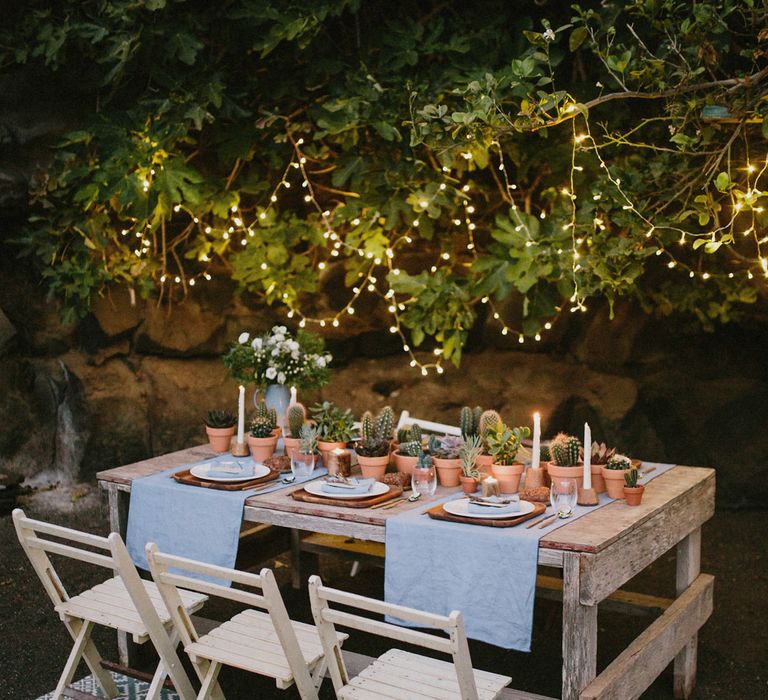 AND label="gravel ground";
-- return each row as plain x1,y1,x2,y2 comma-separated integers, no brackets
1,485,765,700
